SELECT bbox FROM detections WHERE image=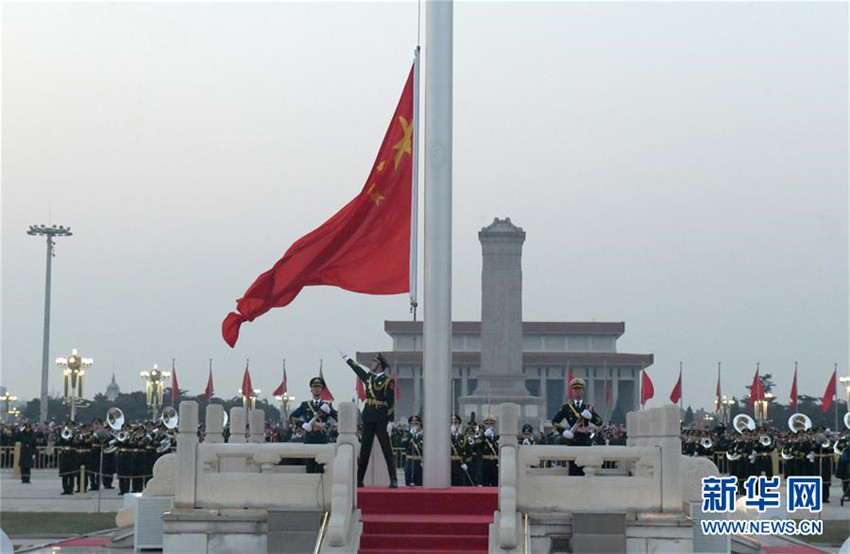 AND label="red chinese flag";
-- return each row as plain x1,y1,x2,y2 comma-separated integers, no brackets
790,369,798,411
669,369,682,404
640,370,654,406
566,367,574,401
392,368,401,402
171,369,180,406
747,368,761,406
604,376,611,408
241,365,253,398
272,369,287,397
204,368,214,401
222,67,415,347
319,366,334,402
355,375,366,401
821,370,837,413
